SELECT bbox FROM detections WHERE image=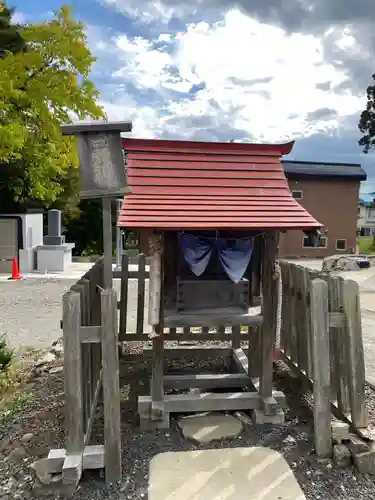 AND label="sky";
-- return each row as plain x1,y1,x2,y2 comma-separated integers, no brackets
9,0,375,188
